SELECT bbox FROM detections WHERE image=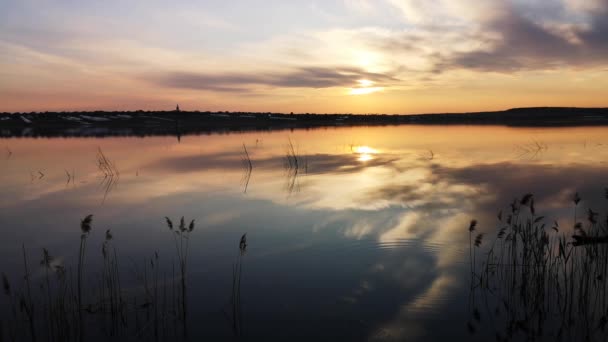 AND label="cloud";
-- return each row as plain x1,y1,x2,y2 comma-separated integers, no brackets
149,66,398,92
342,0,375,13
447,2,608,72
386,0,498,25
434,161,608,211
338,0,608,75
2,0,608,111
